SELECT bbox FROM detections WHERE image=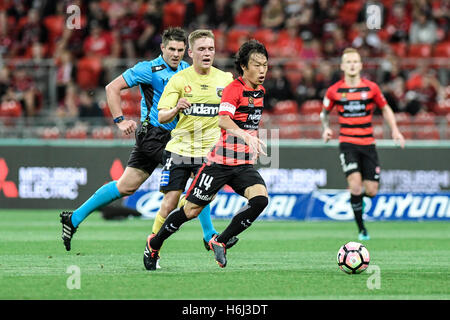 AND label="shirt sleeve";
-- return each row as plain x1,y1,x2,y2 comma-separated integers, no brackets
372,83,388,109
219,84,239,118
122,61,152,88
157,74,181,110
322,87,335,111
